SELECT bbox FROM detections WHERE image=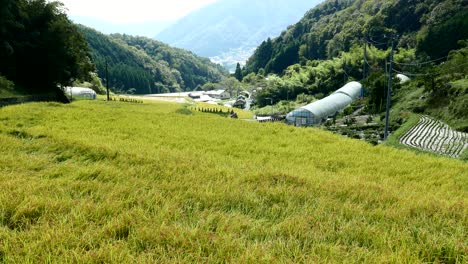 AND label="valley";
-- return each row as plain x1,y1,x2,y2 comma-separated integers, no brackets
0,0,467,262
156,0,320,70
